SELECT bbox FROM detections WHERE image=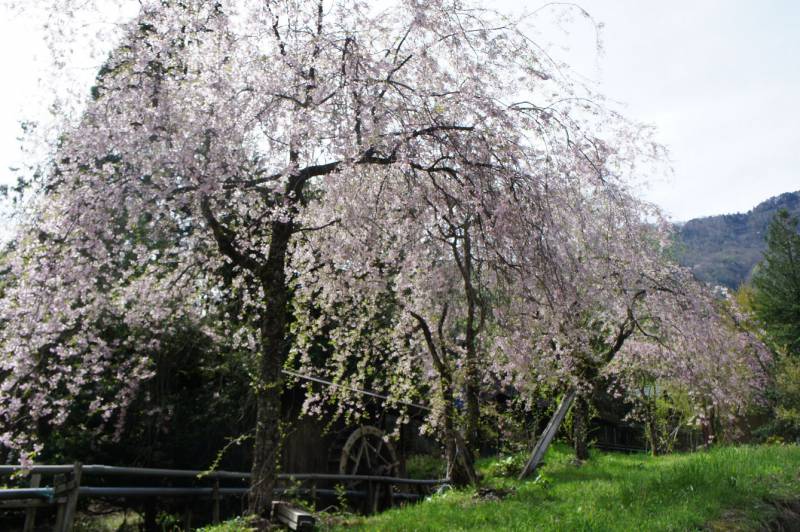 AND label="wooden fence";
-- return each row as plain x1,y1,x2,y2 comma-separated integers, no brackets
0,463,449,531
